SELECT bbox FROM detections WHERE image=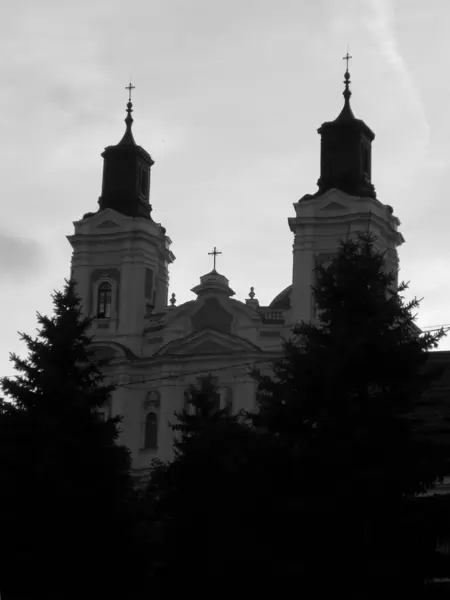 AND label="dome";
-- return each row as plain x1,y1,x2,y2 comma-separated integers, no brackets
269,285,292,309
191,270,235,297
